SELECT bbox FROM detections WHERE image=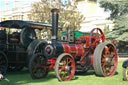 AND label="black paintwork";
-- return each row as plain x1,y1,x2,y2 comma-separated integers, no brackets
44,42,64,59
51,9,59,42
0,20,62,29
